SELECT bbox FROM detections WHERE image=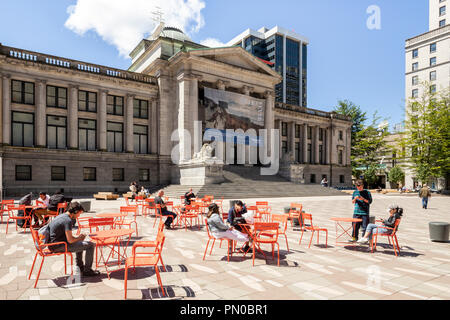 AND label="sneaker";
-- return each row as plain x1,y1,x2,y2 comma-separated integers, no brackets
165,224,172,230
82,268,100,277
242,244,251,252
348,237,357,243
357,238,369,244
